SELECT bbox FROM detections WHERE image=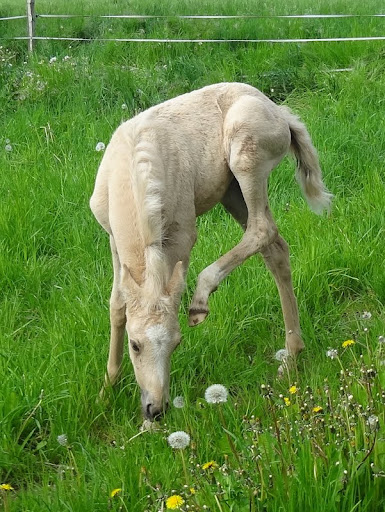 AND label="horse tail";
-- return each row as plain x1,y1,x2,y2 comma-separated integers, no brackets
280,106,333,214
